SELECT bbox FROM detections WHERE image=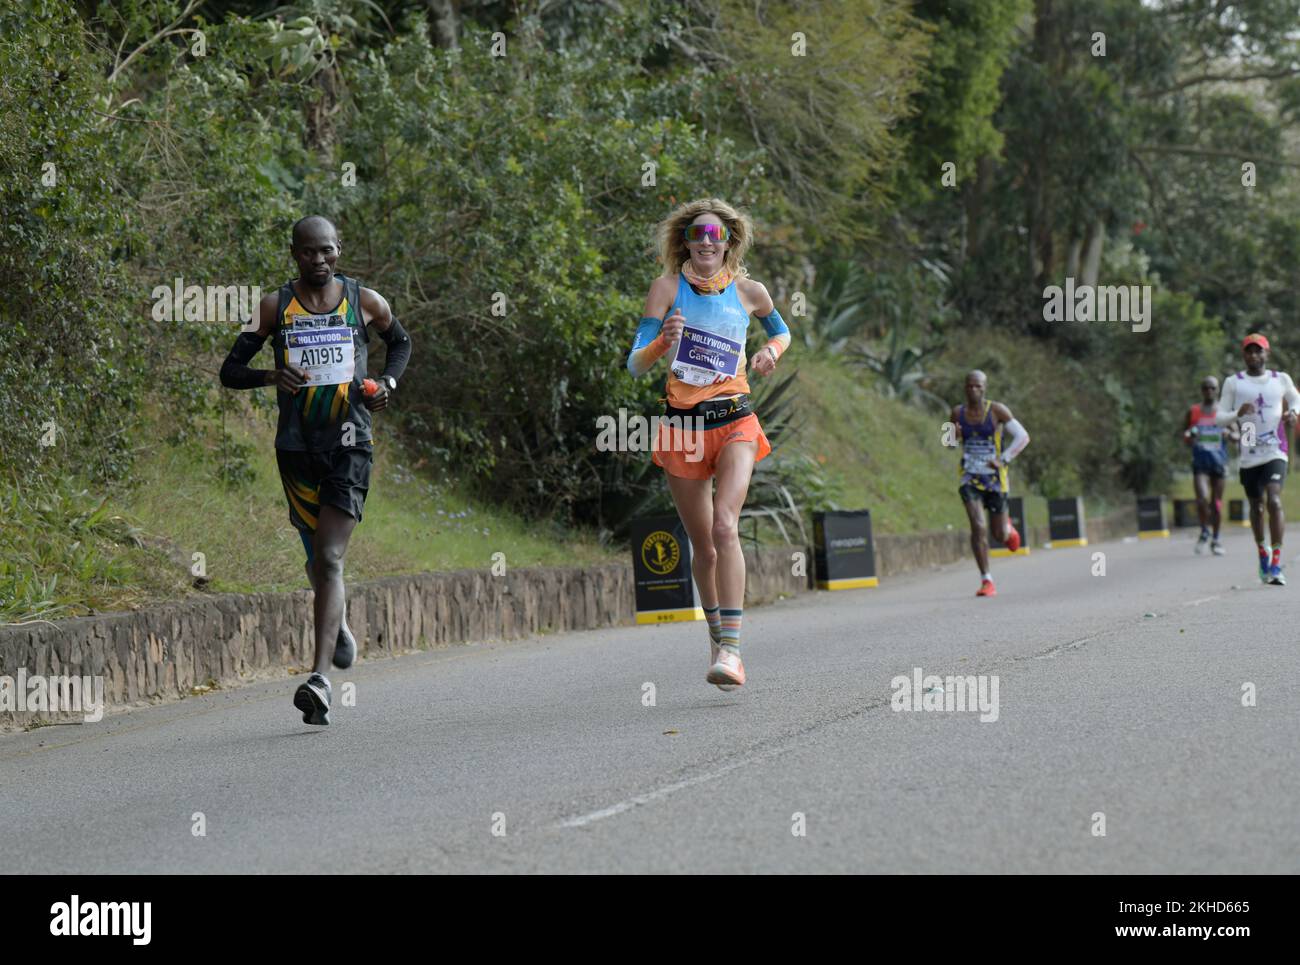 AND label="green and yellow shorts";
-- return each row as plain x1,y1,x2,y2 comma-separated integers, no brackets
276,446,373,536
